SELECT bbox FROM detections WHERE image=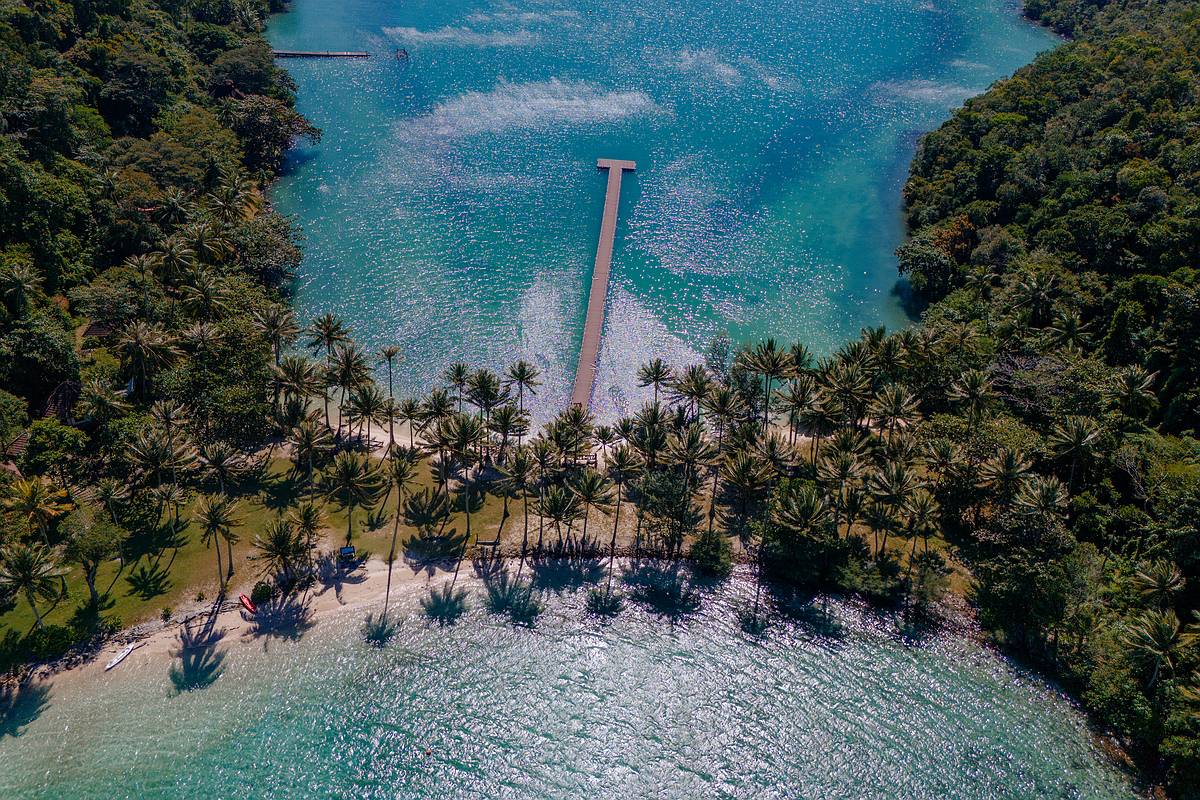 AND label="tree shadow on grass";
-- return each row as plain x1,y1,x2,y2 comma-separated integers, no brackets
404,527,467,577
246,592,315,647
622,559,701,621
421,582,468,626
0,680,50,739
125,561,172,600
259,470,307,515
169,607,227,693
